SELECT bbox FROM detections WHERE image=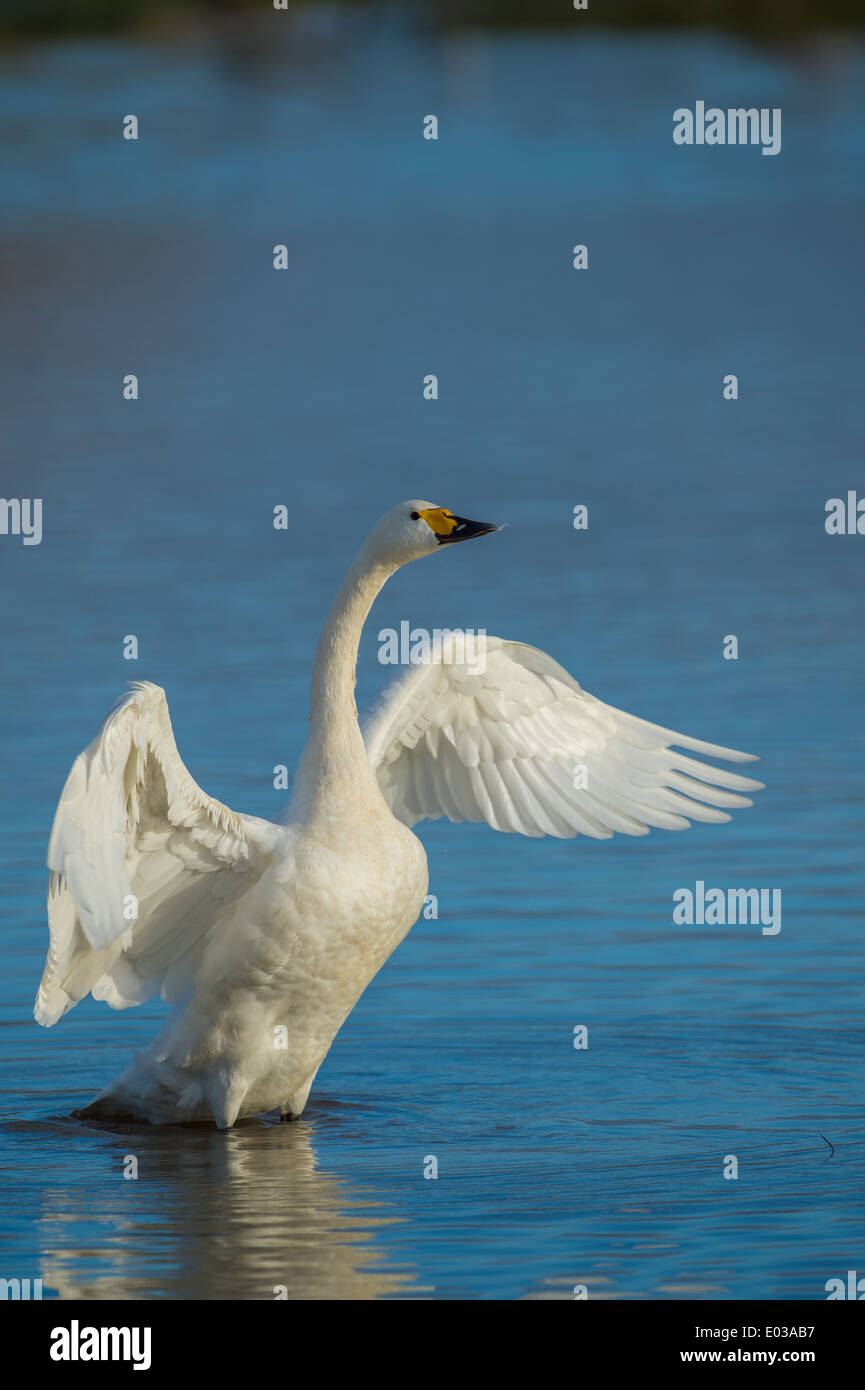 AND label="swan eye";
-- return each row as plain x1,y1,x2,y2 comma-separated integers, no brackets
410,511,420,520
